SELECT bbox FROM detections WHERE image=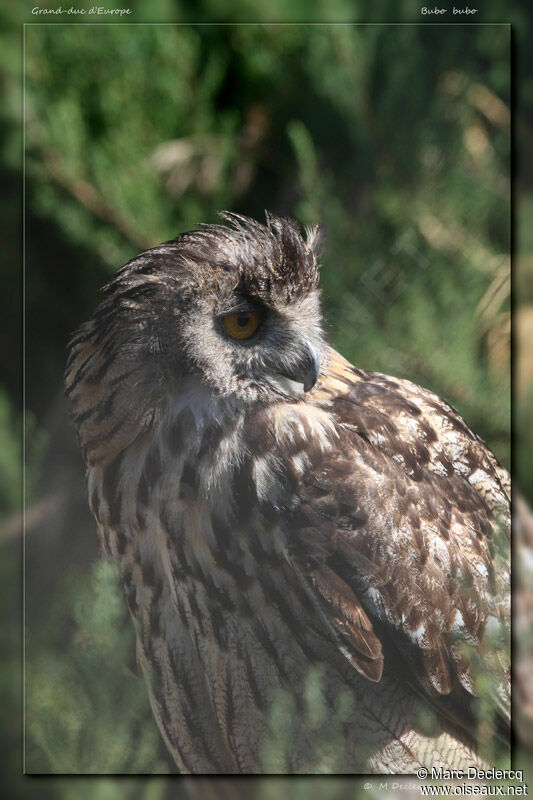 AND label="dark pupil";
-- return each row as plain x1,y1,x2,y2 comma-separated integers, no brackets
237,312,250,327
